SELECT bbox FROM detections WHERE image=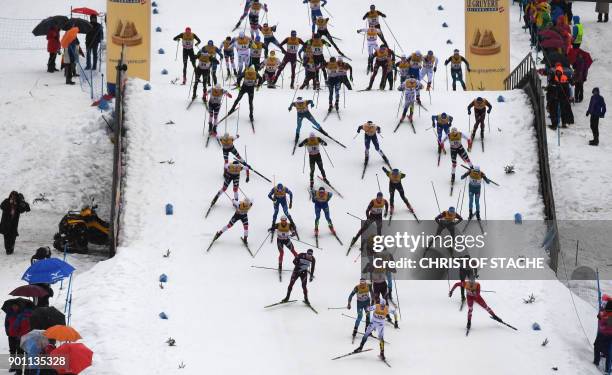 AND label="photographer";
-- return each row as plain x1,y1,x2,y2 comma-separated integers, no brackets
0,191,31,255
